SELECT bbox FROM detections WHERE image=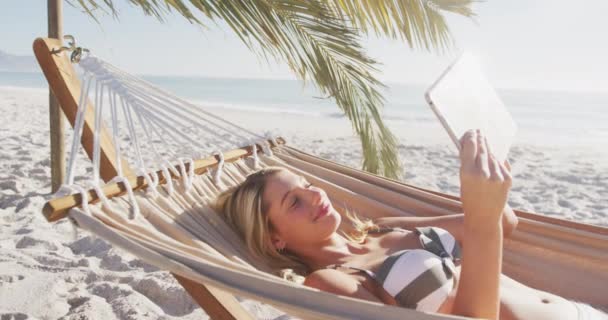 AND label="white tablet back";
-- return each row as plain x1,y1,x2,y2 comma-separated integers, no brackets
425,53,517,161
